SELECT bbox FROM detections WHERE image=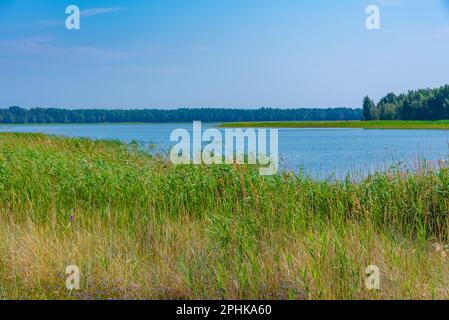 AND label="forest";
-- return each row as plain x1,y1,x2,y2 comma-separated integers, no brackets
363,84,449,121
0,107,361,124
